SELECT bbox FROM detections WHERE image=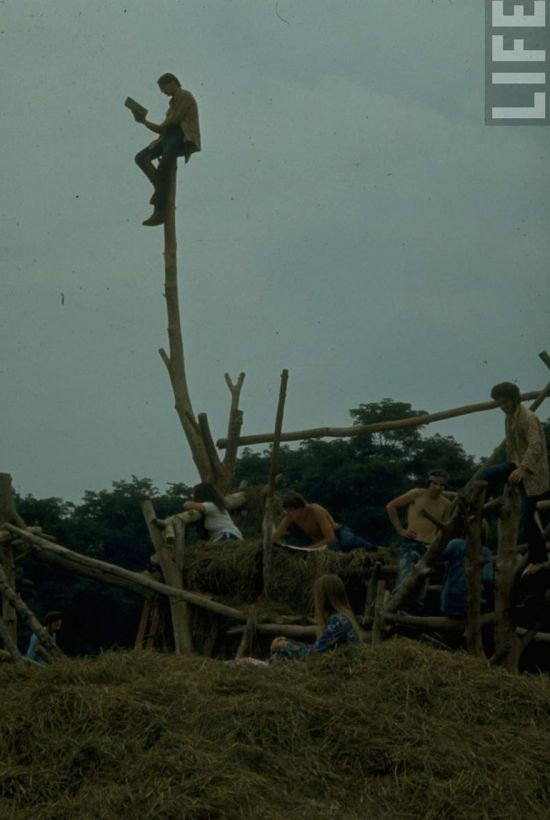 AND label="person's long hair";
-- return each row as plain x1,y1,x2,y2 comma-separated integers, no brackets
193,482,228,511
313,574,362,641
